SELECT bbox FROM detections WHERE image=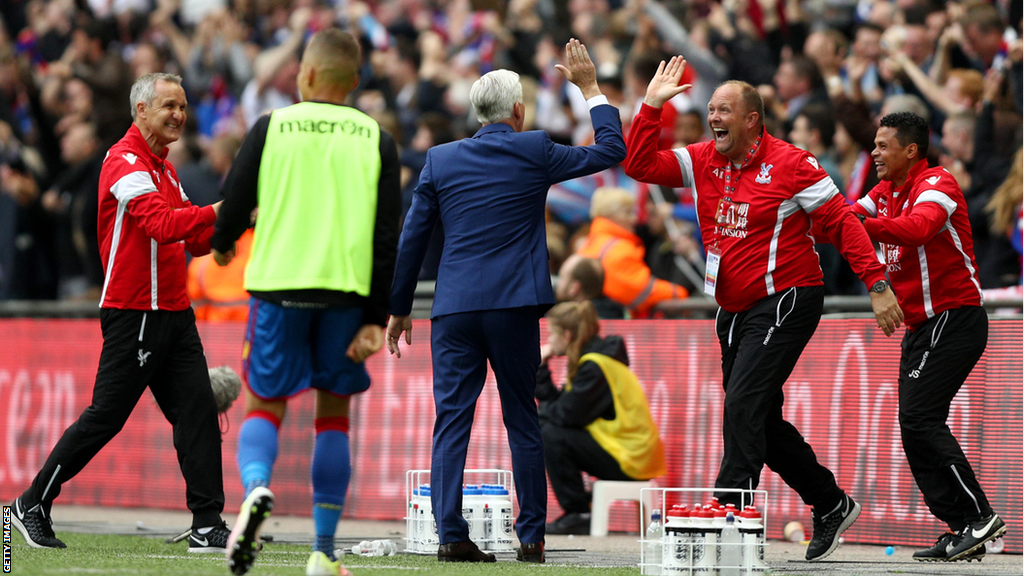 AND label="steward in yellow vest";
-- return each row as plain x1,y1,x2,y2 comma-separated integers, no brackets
536,301,666,535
